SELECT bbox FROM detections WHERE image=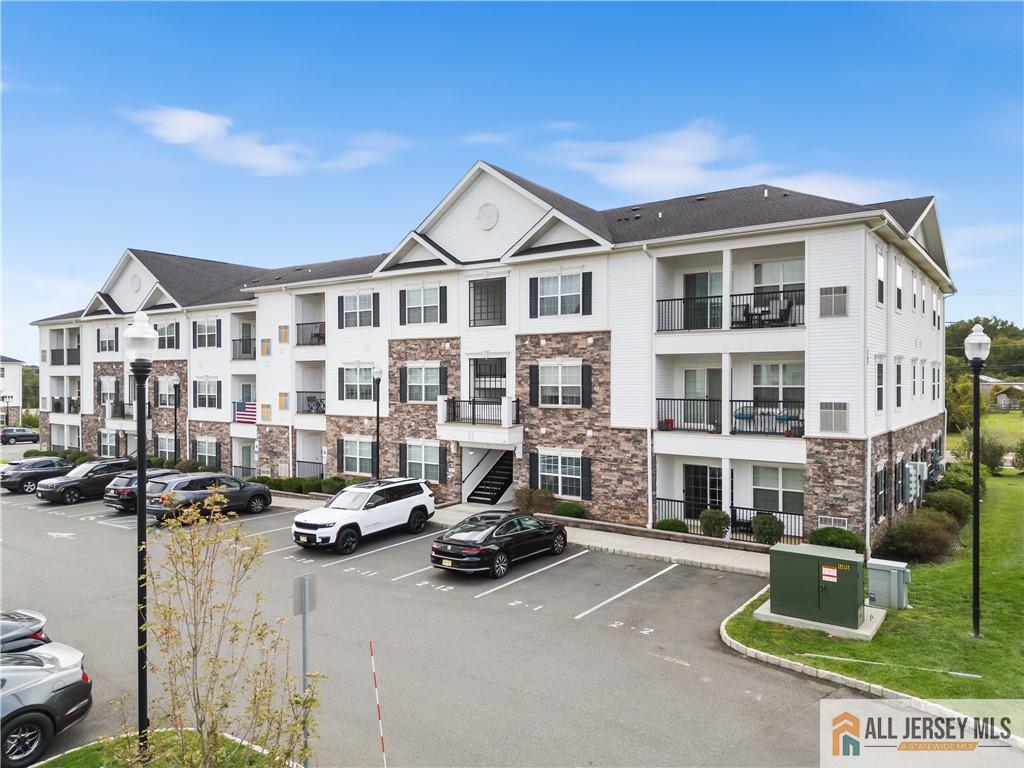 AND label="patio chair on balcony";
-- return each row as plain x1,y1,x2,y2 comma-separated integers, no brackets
731,303,751,328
